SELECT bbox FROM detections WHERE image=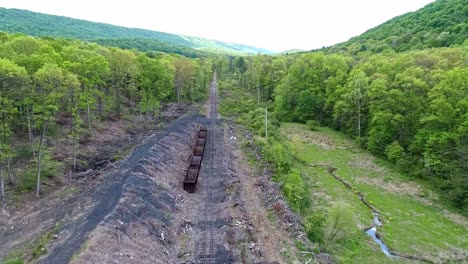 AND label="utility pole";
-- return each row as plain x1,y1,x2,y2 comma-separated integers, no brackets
257,86,260,108
265,107,268,139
